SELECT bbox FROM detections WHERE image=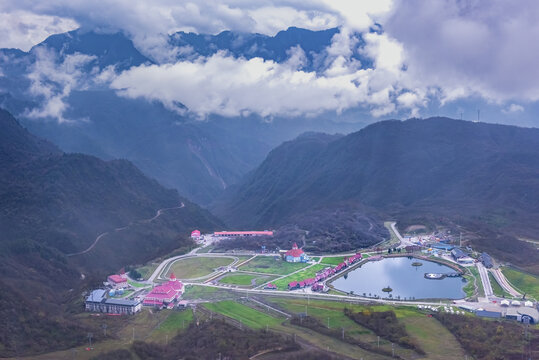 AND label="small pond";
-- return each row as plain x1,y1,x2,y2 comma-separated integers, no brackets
331,256,466,300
